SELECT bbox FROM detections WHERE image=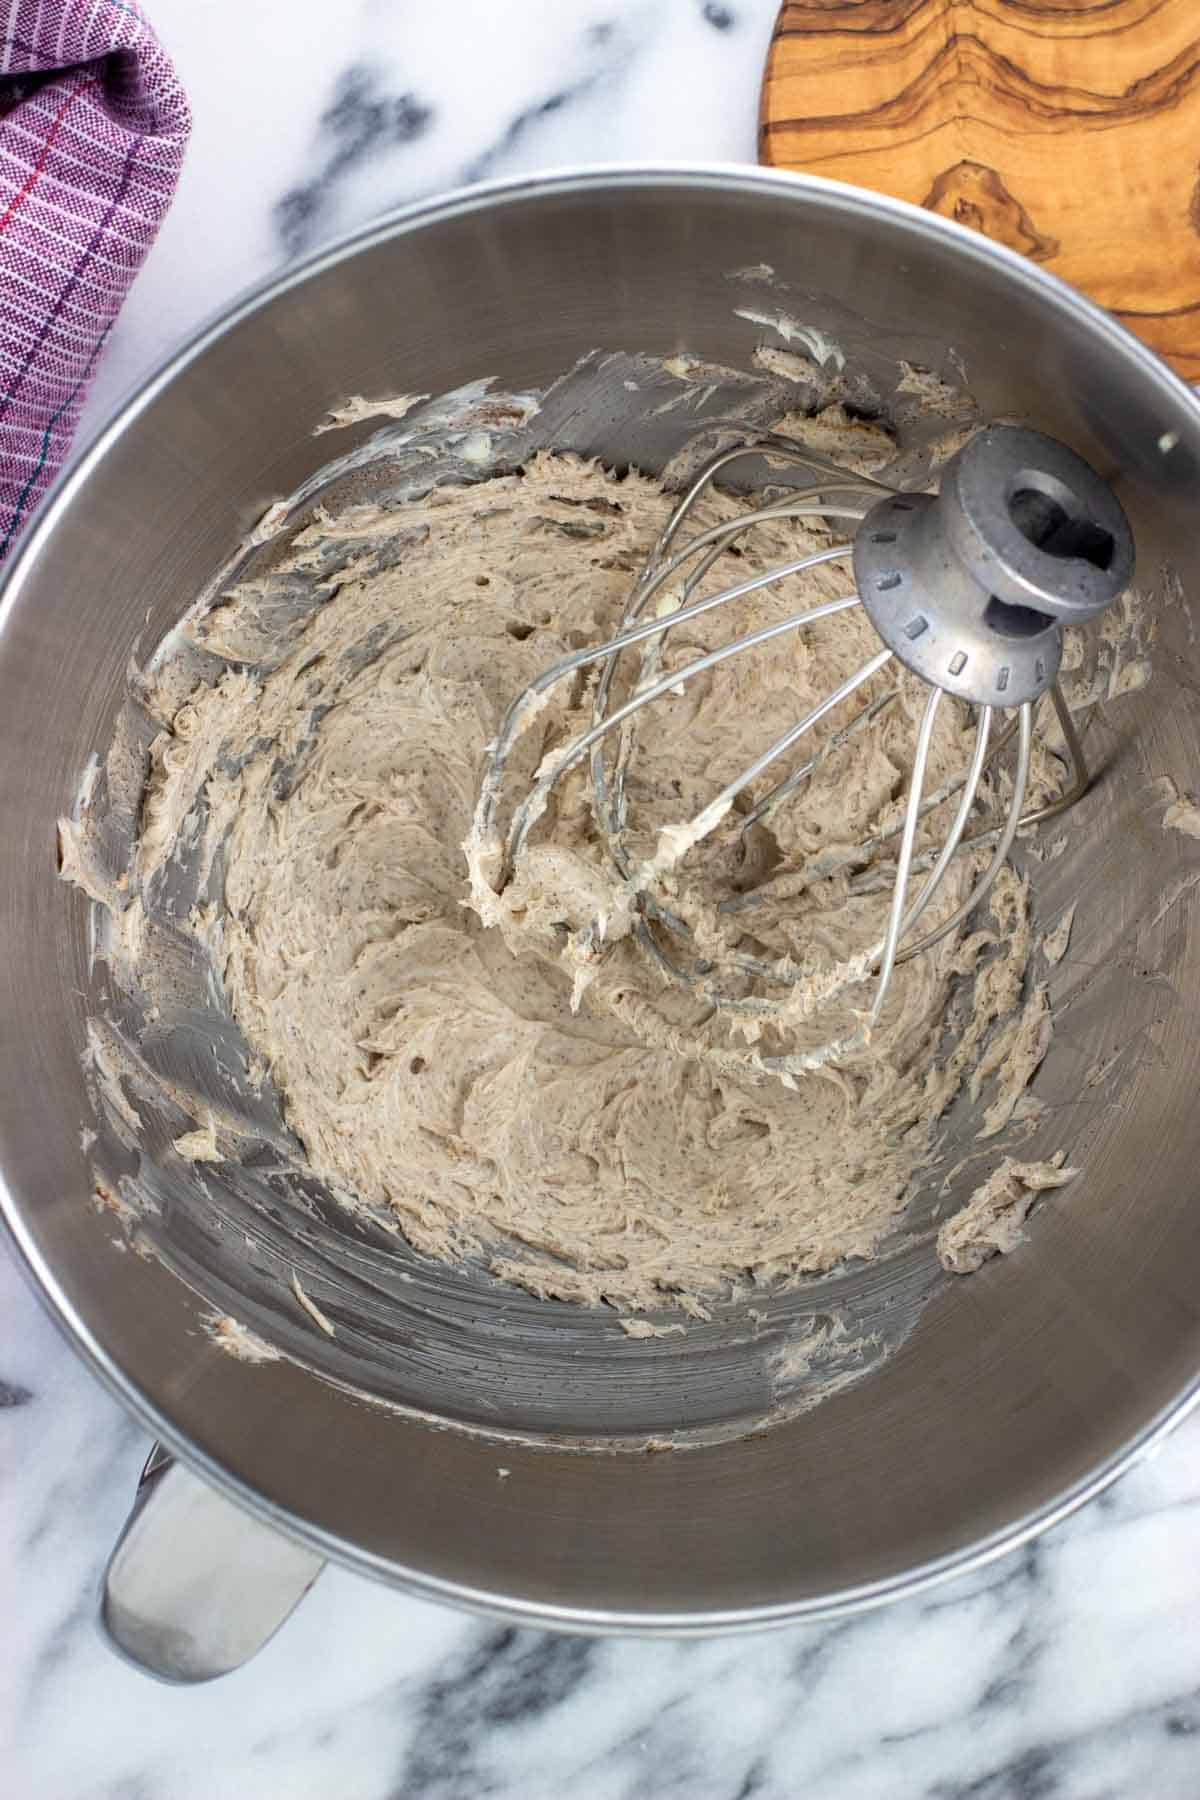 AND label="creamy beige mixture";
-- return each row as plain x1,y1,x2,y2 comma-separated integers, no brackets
936,1154,1077,1274
113,448,1074,1316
